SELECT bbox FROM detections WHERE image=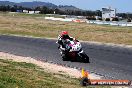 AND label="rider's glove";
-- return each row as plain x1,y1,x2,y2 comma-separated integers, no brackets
73,38,79,42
